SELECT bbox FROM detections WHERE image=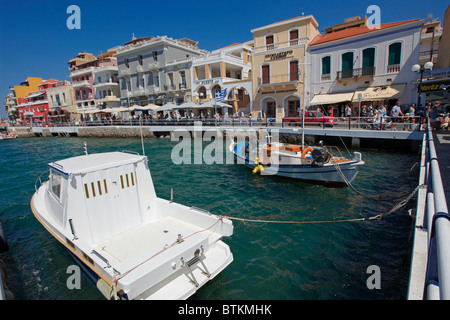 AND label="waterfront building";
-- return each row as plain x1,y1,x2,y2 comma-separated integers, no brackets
250,15,320,120
418,15,442,67
307,16,424,116
114,35,207,108
436,5,450,69
4,93,18,121
68,52,97,116
17,79,54,124
68,51,120,119
9,77,43,101
192,42,253,115
45,80,76,122
93,50,120,110
418,5,450,108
